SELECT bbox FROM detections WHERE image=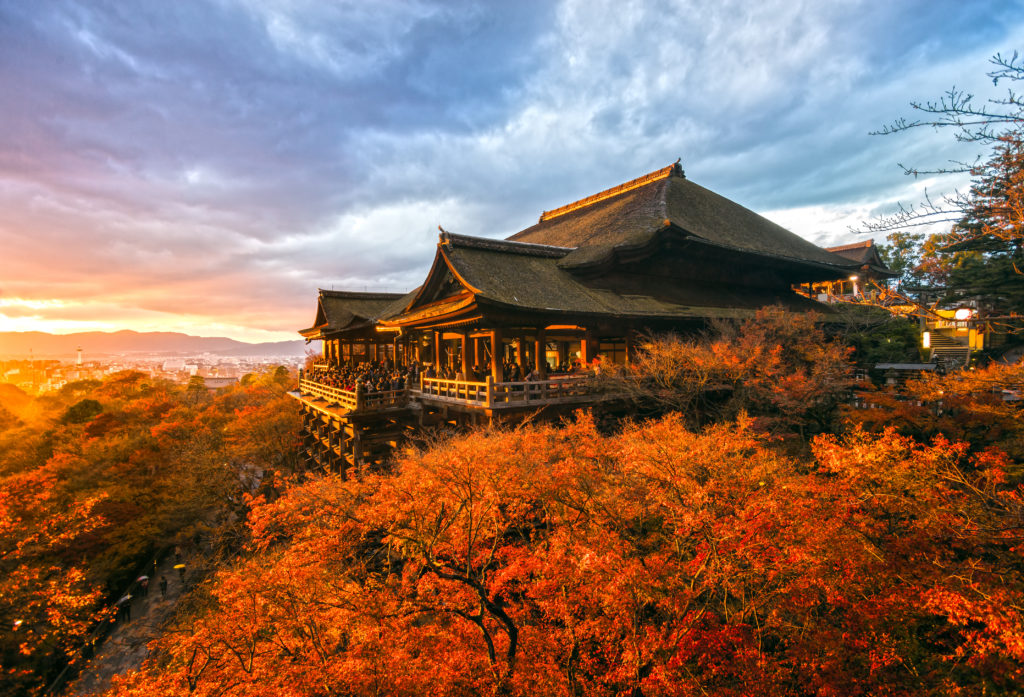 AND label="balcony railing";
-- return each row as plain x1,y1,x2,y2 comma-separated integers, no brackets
297,372,597,413
414,374,594,409
297,378,407,412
